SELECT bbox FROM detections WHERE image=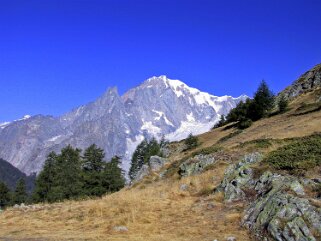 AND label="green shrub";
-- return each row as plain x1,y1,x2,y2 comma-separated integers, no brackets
237,118,253,129
184,133,199,150
264,133,321,172
239,138,272,149
277,94,288,113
